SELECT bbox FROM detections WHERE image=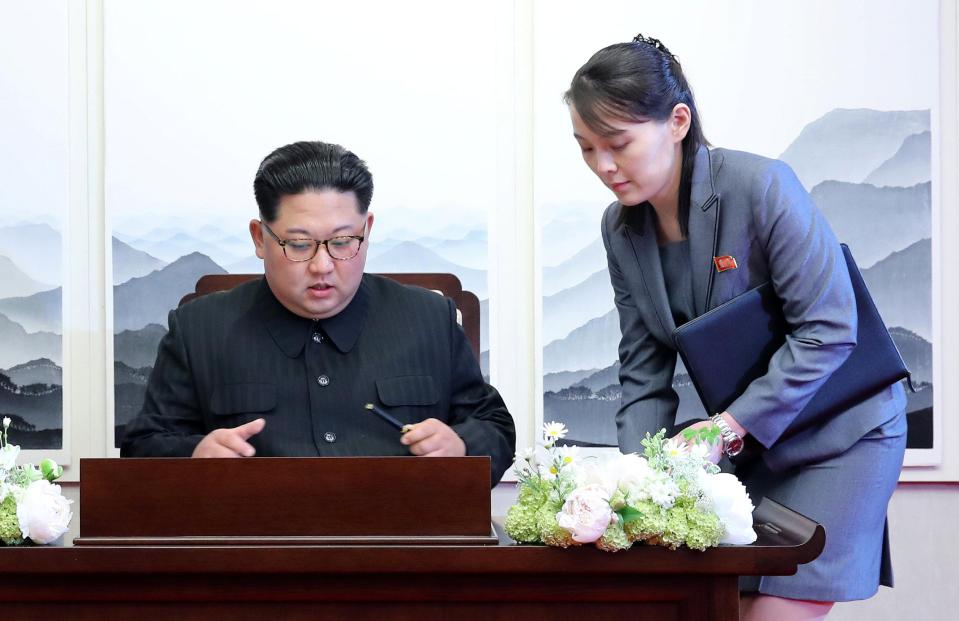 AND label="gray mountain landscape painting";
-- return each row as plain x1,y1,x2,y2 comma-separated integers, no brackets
0,223,64,449
109,224,489,446
543,108,934,452
0,220,185,449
